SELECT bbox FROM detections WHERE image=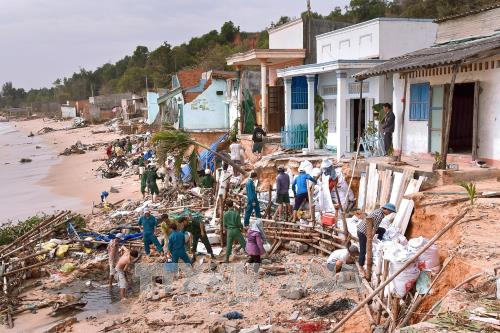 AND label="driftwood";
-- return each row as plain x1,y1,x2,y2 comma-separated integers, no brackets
329,210,468,332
